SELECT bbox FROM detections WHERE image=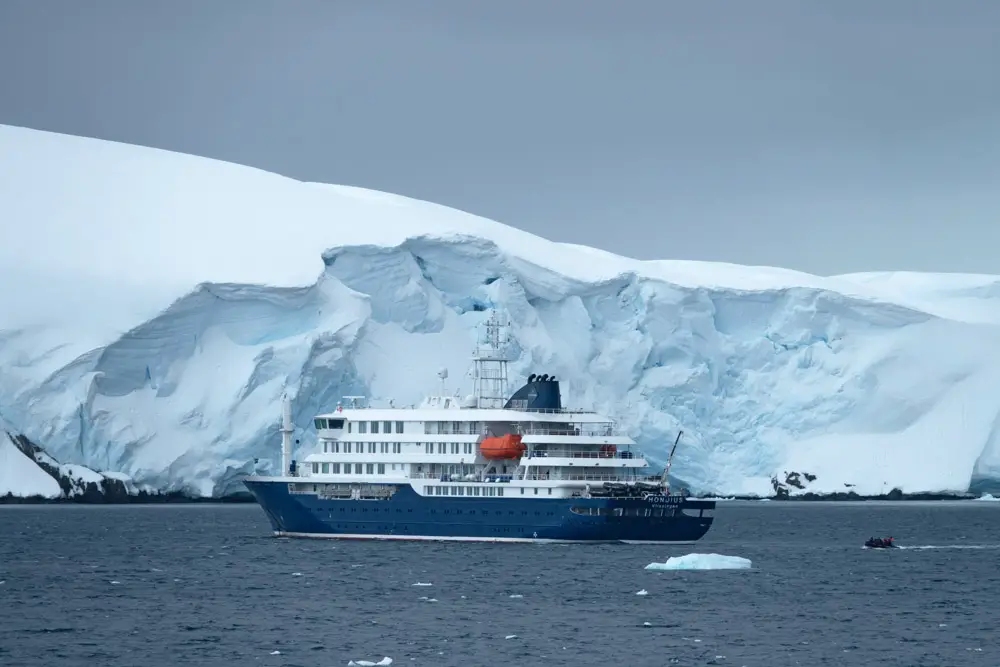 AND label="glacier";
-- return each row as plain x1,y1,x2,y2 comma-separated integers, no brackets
2,122,1000,498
